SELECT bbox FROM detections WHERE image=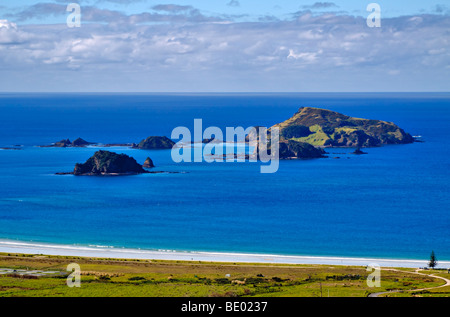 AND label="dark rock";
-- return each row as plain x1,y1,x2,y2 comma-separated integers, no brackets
54,139,72,147
143,157,155,168
72,138,92,147
278,140,326,159
73,150,148,176
254,139,326,160
281,125,313,139
352,147,368,155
